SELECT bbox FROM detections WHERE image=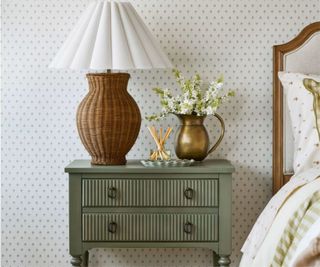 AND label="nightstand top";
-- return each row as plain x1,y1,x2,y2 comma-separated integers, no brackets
65,159,234,174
